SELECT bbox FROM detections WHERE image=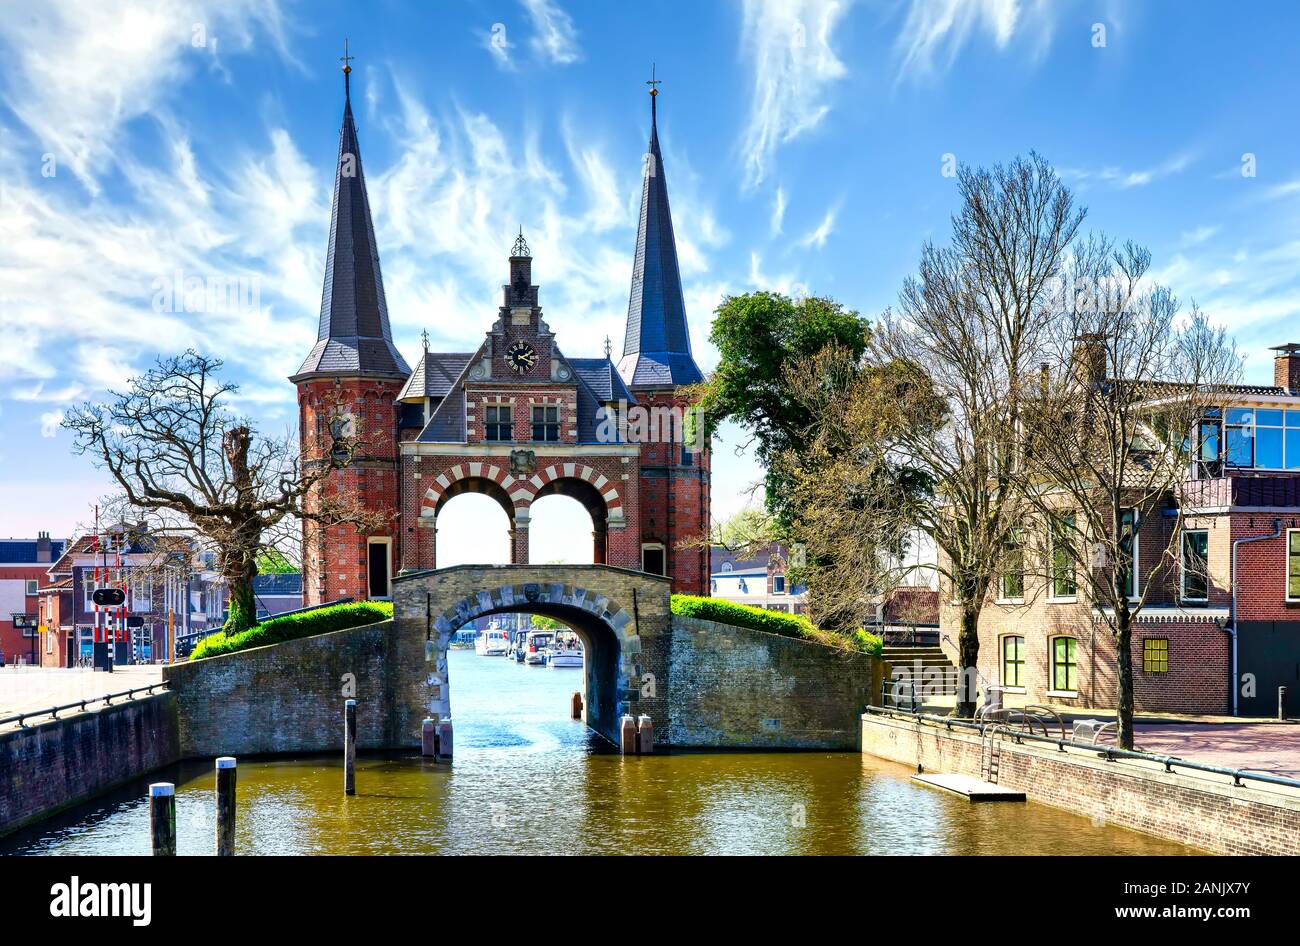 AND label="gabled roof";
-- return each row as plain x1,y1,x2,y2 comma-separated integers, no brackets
617,93,703,390
293,75,409,382
398,352,475,401
569,357,636,403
